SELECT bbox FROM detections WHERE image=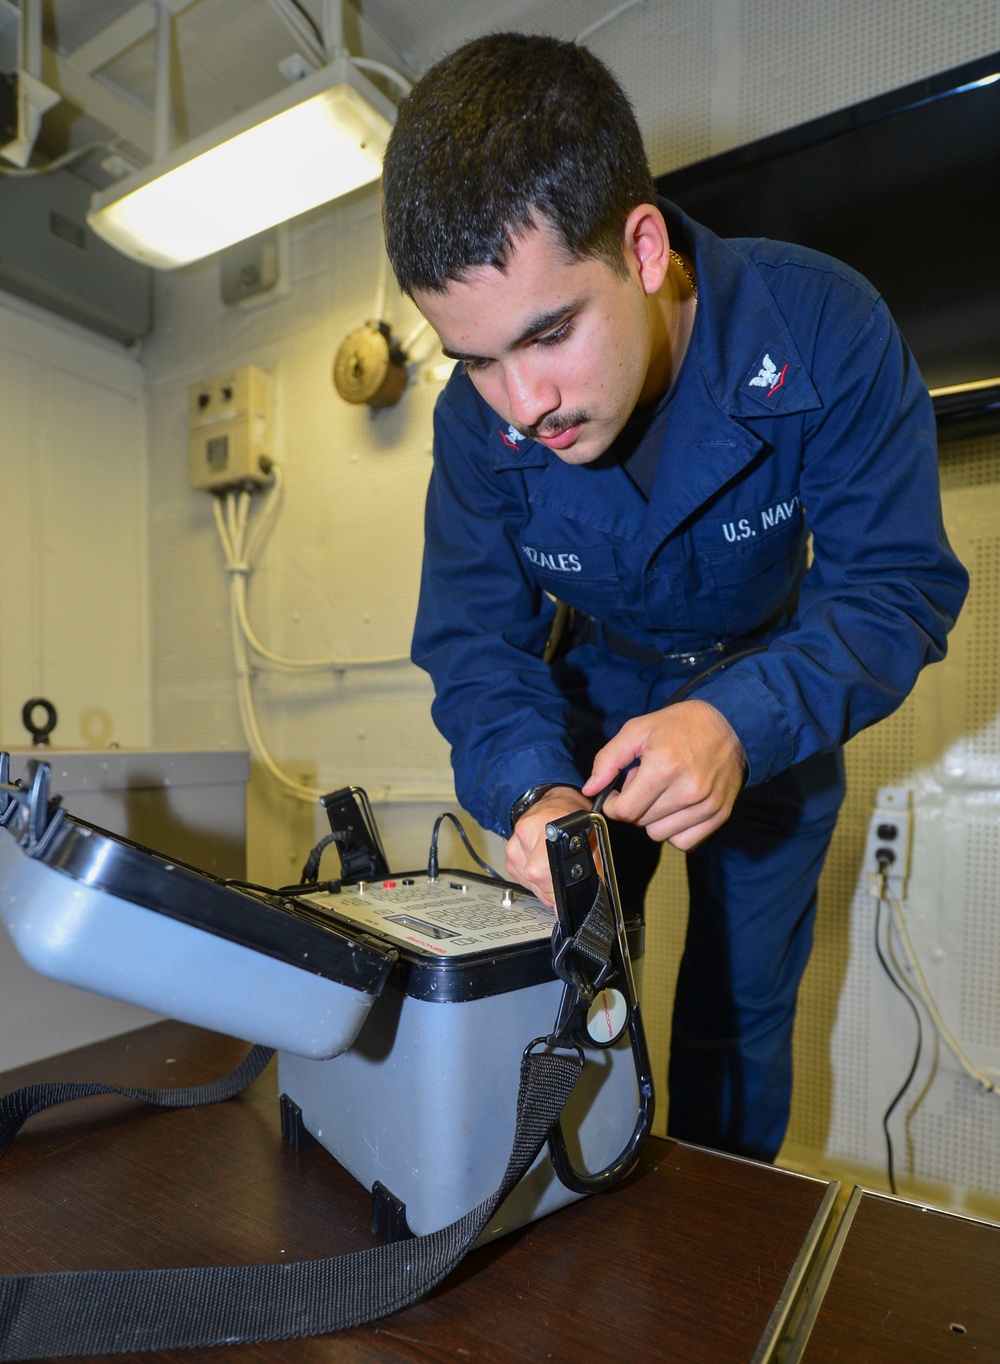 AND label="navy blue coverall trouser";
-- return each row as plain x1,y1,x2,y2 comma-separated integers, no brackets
607,746,845,1164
